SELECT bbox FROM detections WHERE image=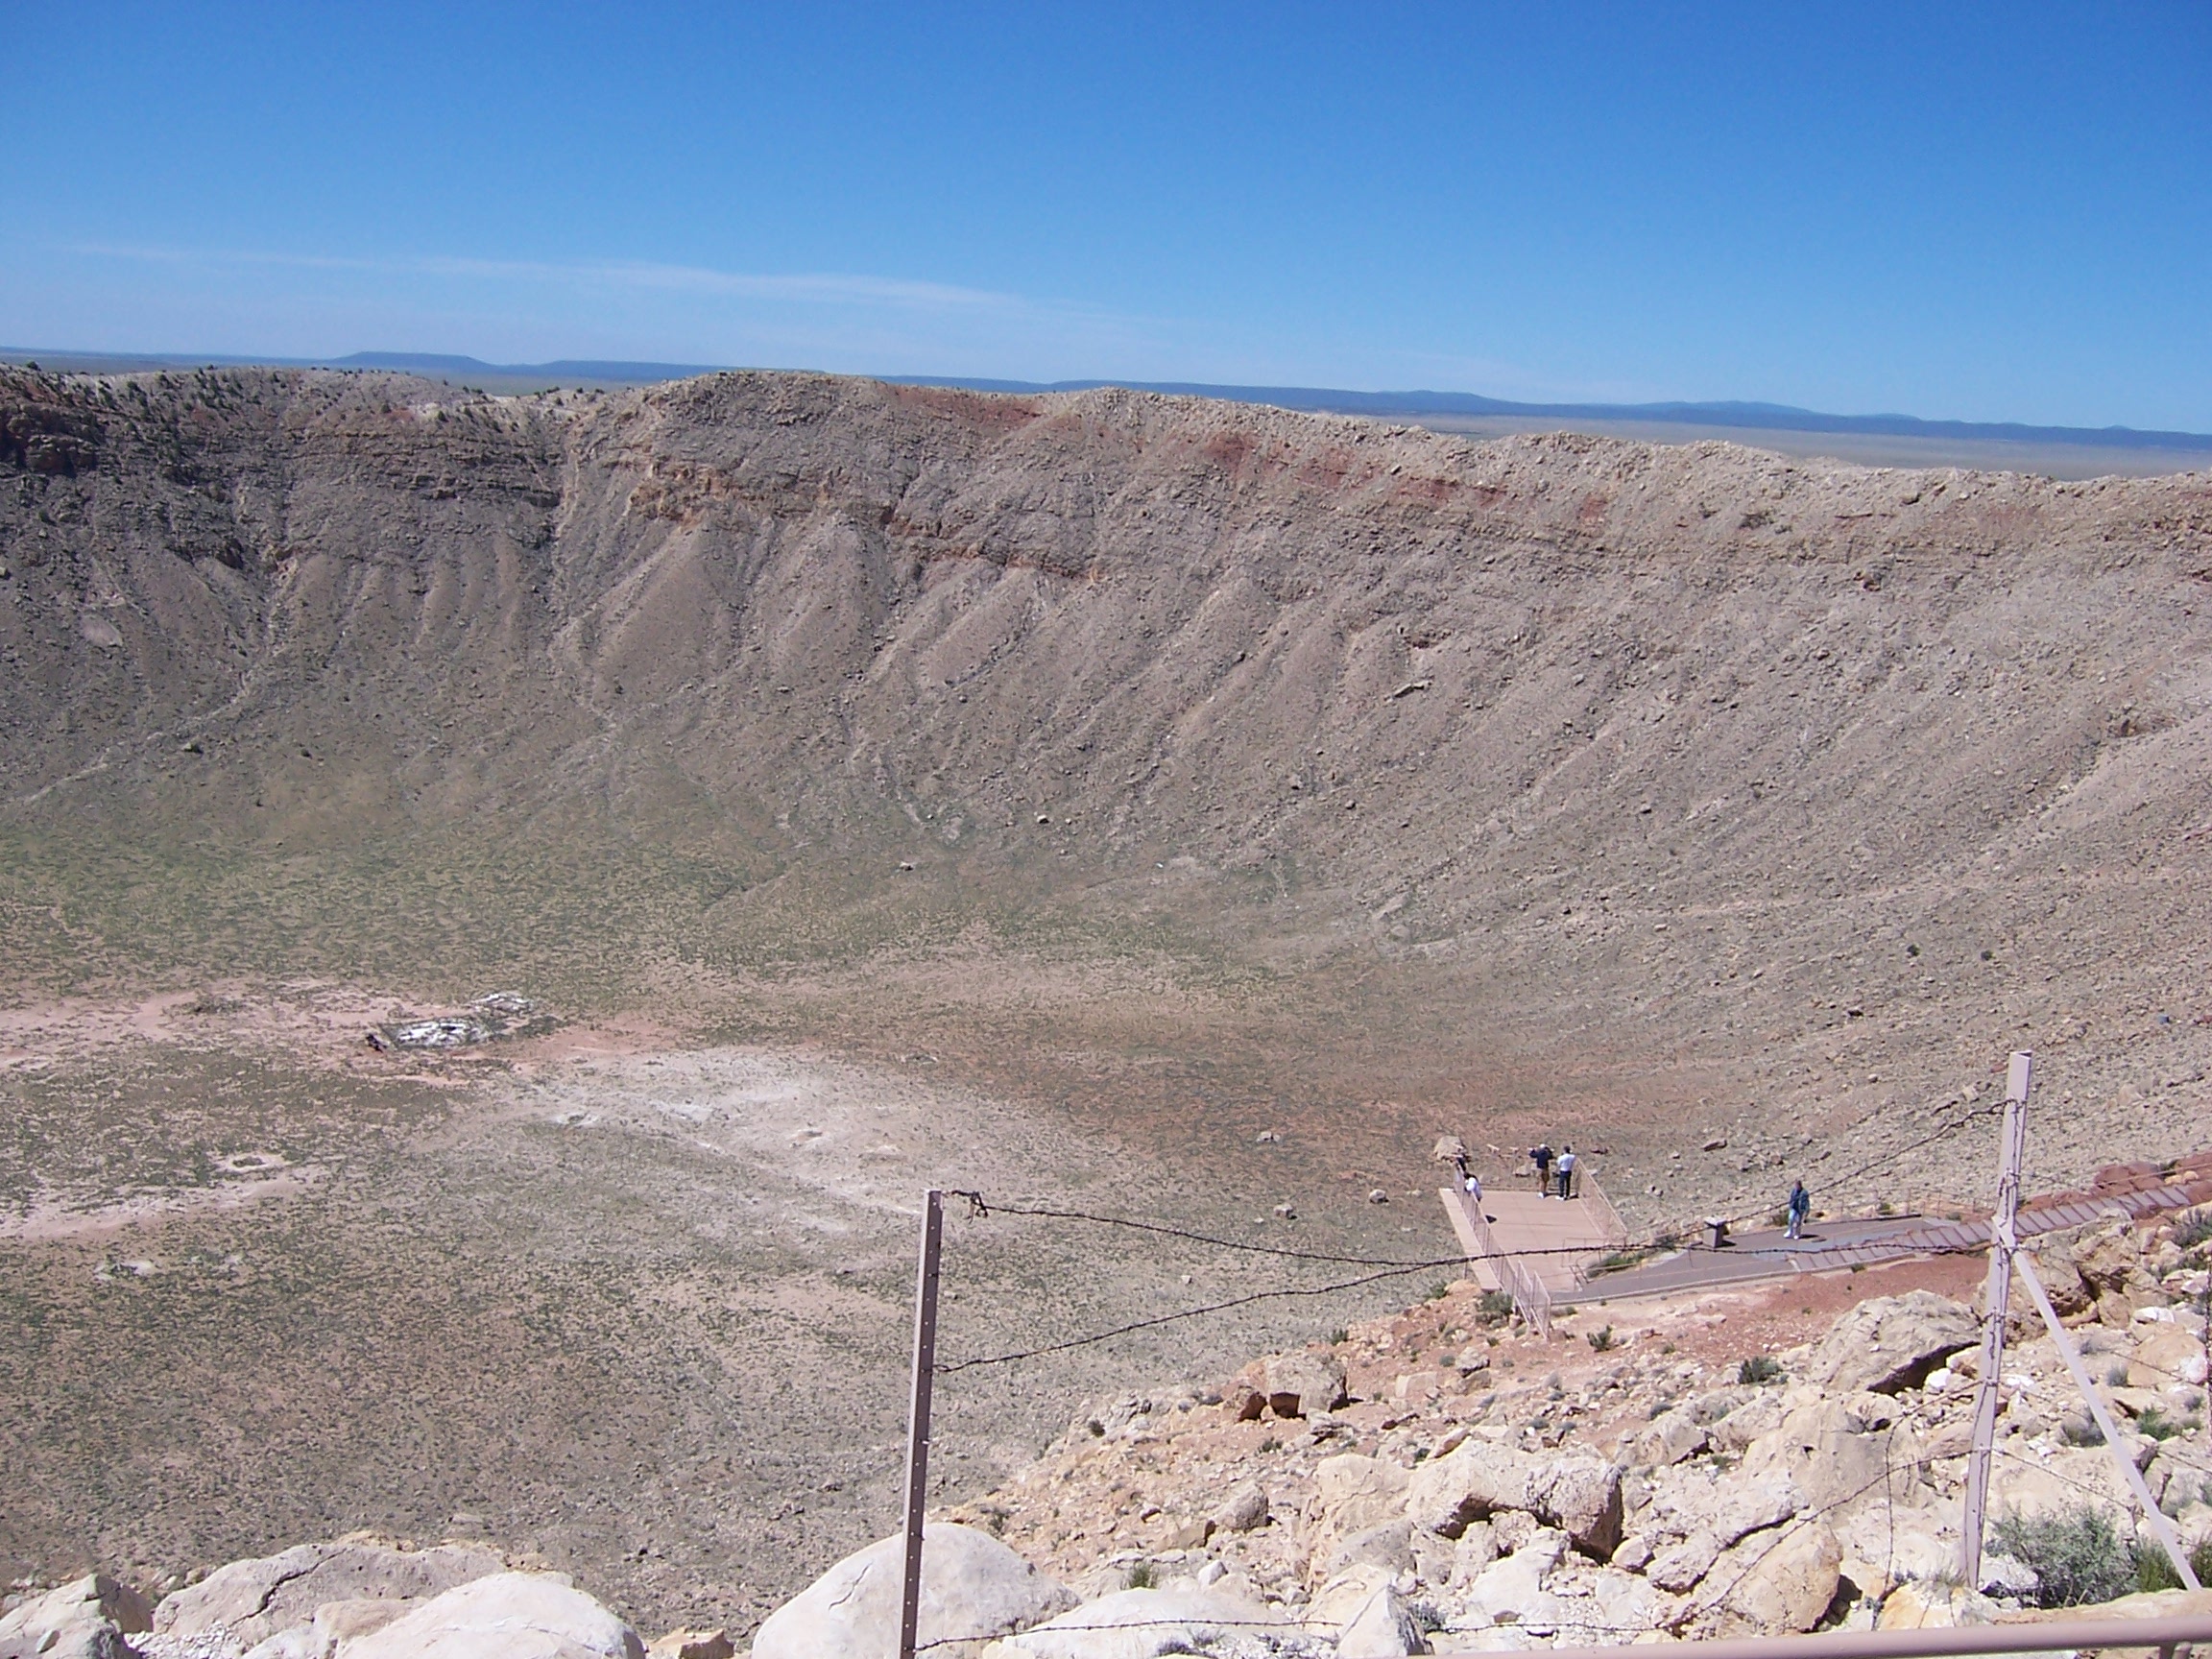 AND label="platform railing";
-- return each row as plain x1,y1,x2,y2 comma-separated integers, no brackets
1440,1187,1553,1337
